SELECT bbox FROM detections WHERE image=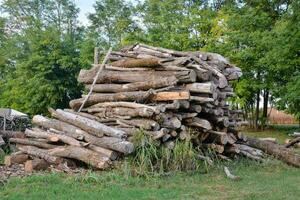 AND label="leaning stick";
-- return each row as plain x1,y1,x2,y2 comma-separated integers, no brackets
78,47,112,112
